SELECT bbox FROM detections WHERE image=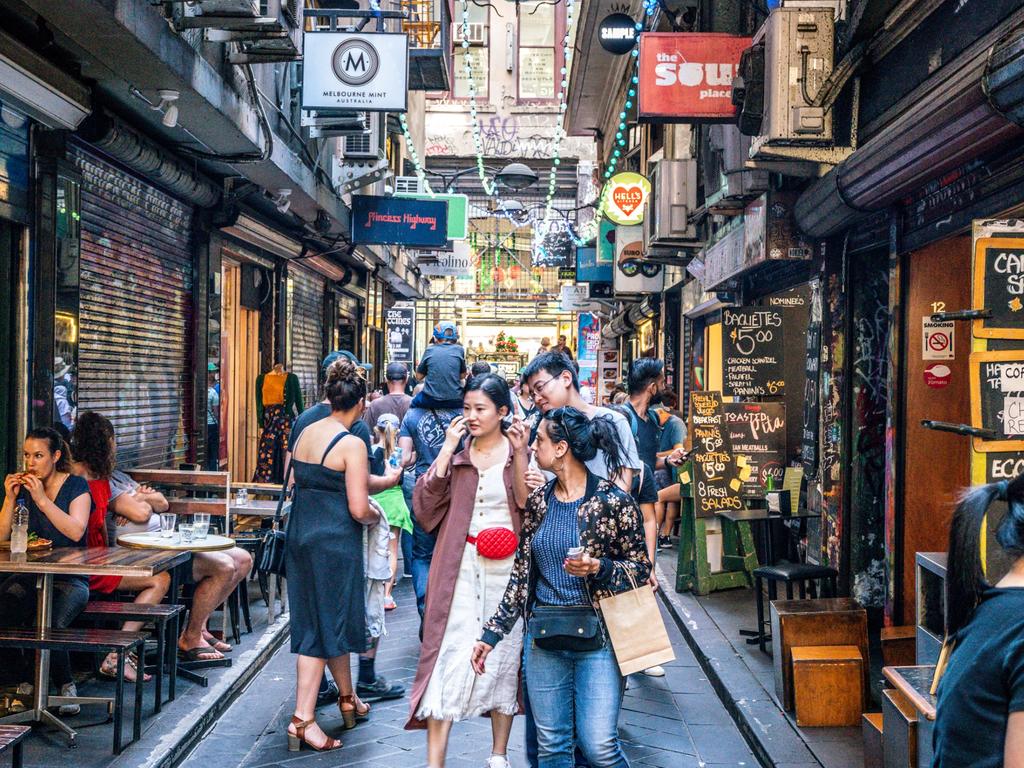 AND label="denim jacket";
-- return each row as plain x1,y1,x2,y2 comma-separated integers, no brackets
480,471,651,647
